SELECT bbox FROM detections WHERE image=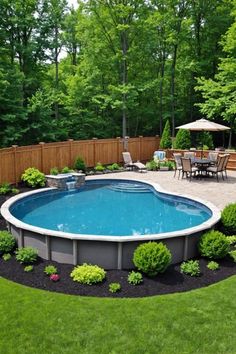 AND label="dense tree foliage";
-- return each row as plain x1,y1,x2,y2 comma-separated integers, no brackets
0,0,235,147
